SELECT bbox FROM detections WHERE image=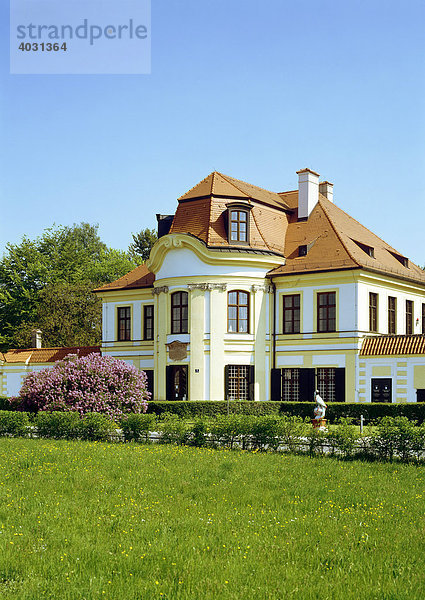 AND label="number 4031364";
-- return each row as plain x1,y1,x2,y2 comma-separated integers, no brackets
18,42,67,52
